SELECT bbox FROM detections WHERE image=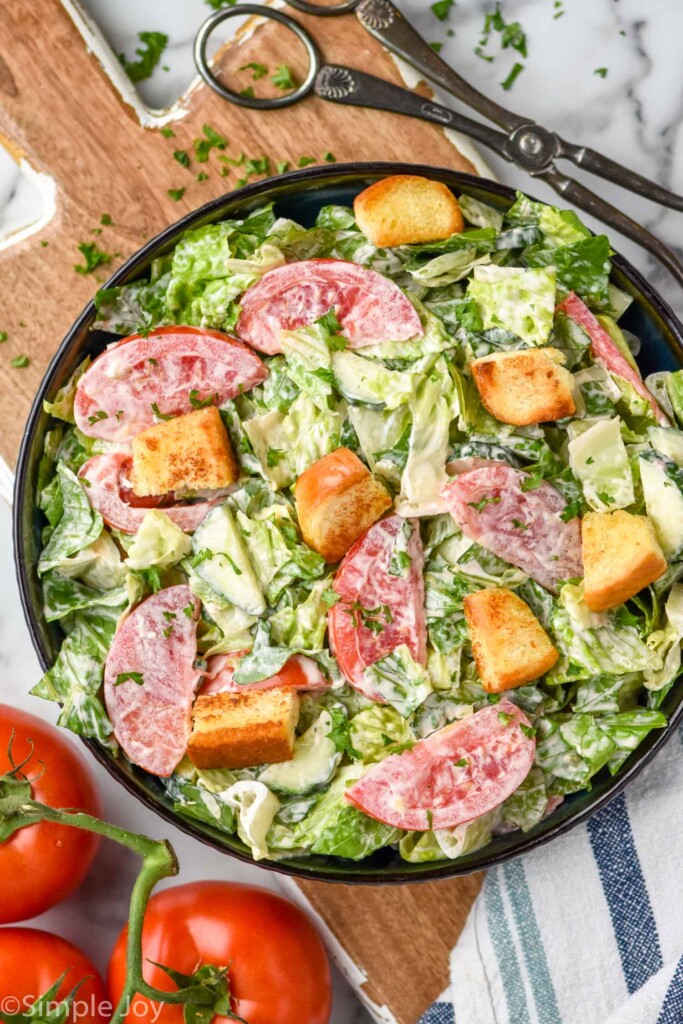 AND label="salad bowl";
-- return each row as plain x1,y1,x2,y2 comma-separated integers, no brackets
13,162,683,884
